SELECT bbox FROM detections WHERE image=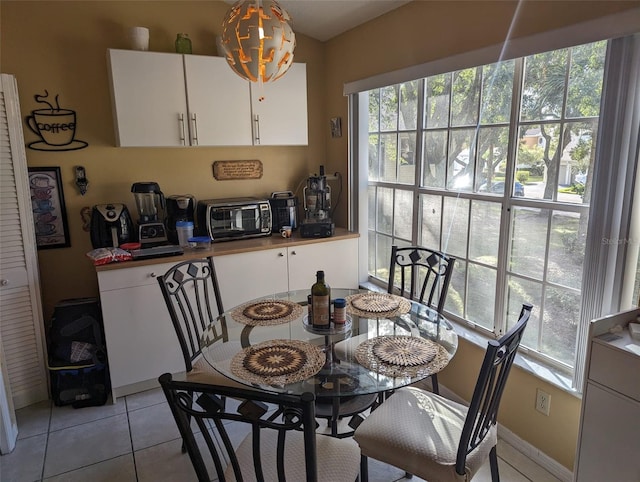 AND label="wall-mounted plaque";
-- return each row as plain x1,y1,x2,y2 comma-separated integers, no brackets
213,160,263,180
